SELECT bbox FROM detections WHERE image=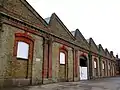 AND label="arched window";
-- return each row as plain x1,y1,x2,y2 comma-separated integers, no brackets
14,33,34,60
102,61,105,70
17,41,29,59
94,60,97,68
108,63,110,70
60,52,65,64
